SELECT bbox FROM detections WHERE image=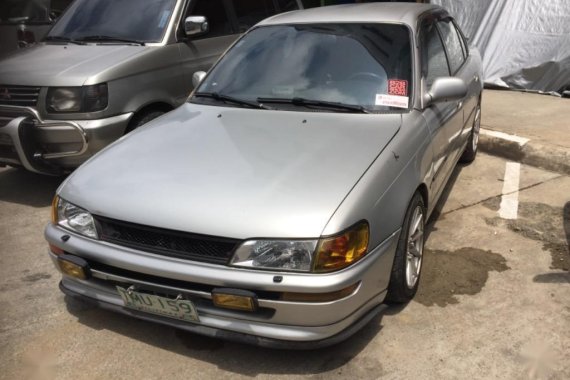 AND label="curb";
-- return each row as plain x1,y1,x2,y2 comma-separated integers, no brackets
479,128,570,176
